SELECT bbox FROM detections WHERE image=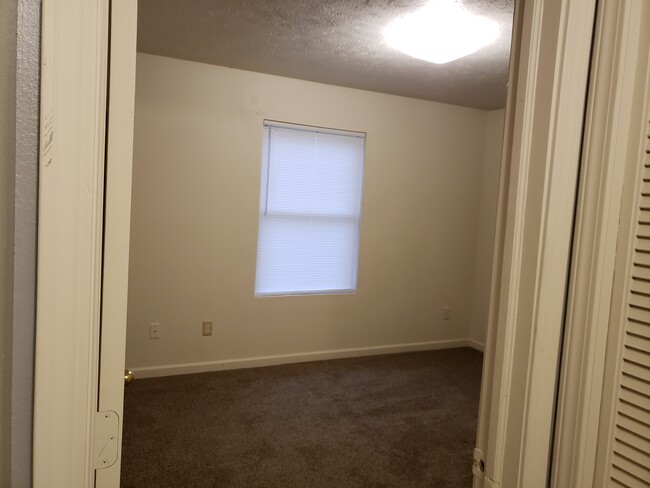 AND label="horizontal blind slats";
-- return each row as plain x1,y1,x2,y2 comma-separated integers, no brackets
256,122,365,296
